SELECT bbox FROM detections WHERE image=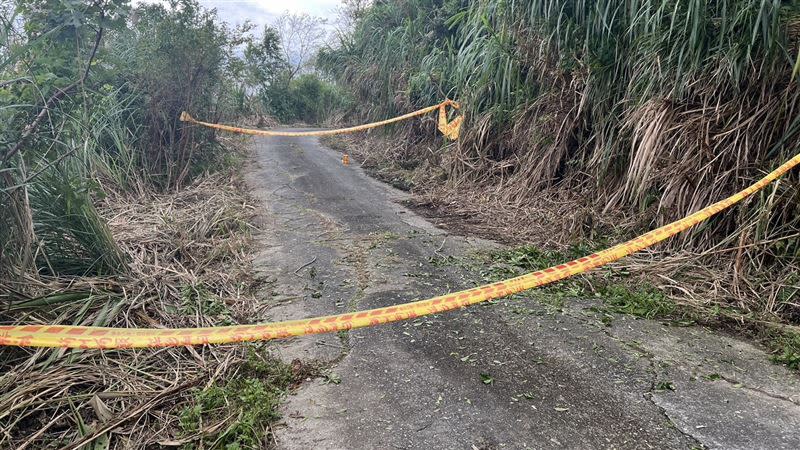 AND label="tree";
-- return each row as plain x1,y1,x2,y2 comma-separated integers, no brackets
4,0,129,161
335,0,371,33
243,25,284,89
273,12,328,81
